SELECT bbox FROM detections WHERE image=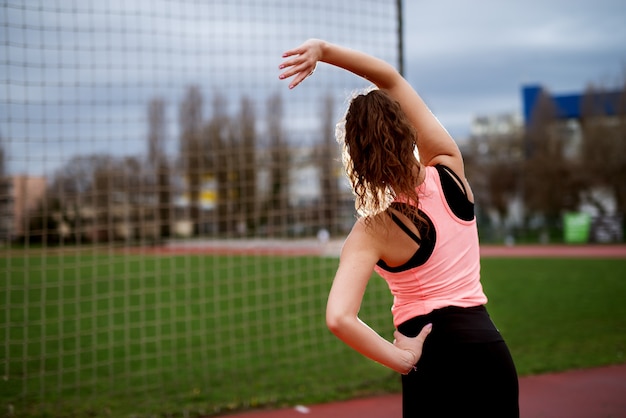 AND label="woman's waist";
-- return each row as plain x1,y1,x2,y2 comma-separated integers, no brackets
397,305,503,343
